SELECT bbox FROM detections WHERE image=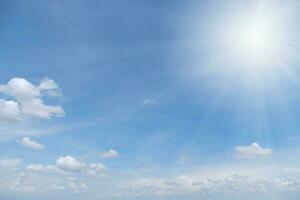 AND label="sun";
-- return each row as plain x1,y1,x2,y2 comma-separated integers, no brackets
238,20,272,52
178,0,295,87
201,0,293,70
230,15,281,66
